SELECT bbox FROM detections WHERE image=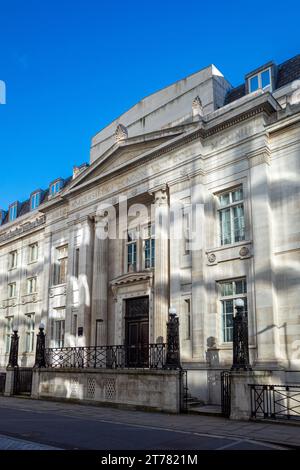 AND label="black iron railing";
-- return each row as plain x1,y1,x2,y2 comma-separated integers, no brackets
250,384,300,421
221,370,231,418
45,343,166,370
